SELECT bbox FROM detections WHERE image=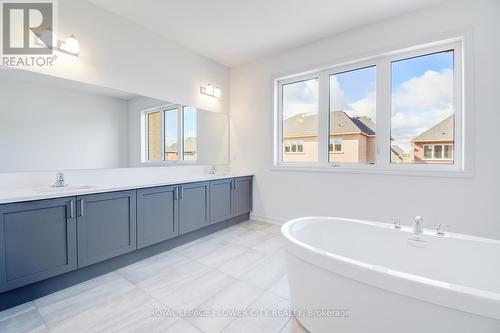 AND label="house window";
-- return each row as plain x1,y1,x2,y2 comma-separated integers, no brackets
424,145,433,159
284,140,304,154
281,77,319,162
423,144,454,160
391,50,455,165
329,138,343,153
274,38,464,175
329,66,376,163
444,144,453,159
143,105,197,163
